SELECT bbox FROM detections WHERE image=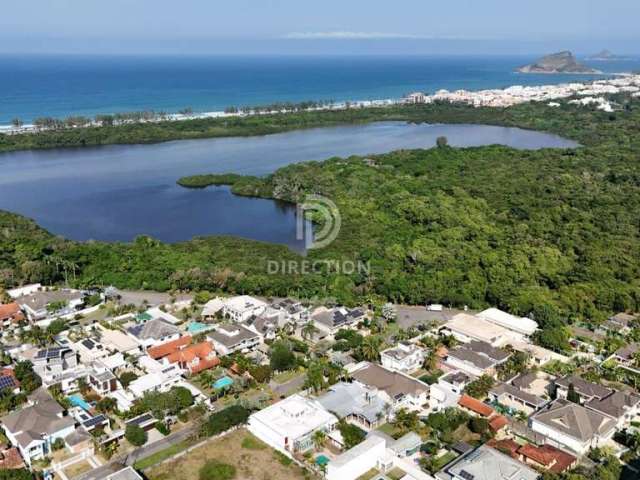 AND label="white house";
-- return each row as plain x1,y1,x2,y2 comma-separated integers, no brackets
442,313,521,347
126,366,183,401
476,308,538,336
208,324,261,355
0,389,75,466
380,342,425,374
348,362,429,413
530,399,616,454
586,390,640,429
247,394,338,455
126,318,181,349
445,341,510,378
222,295,266,322
11,286,85,322
326,435,387,480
